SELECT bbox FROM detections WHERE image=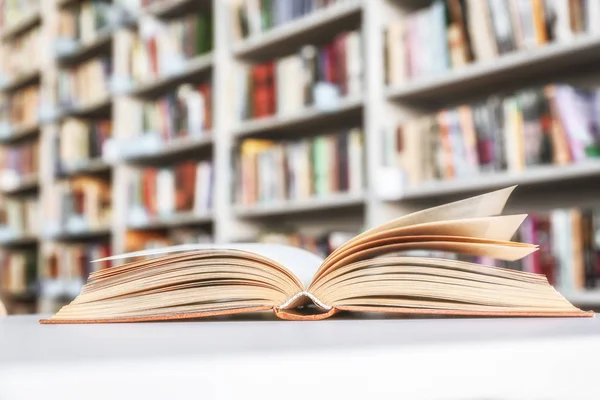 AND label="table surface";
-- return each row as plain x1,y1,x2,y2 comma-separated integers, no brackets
2,314,600,399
